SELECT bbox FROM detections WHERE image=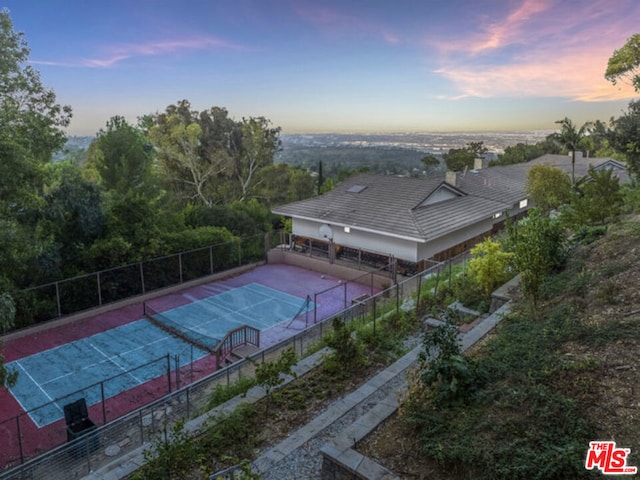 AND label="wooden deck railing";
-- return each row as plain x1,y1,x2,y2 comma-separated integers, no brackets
214,325,260,368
